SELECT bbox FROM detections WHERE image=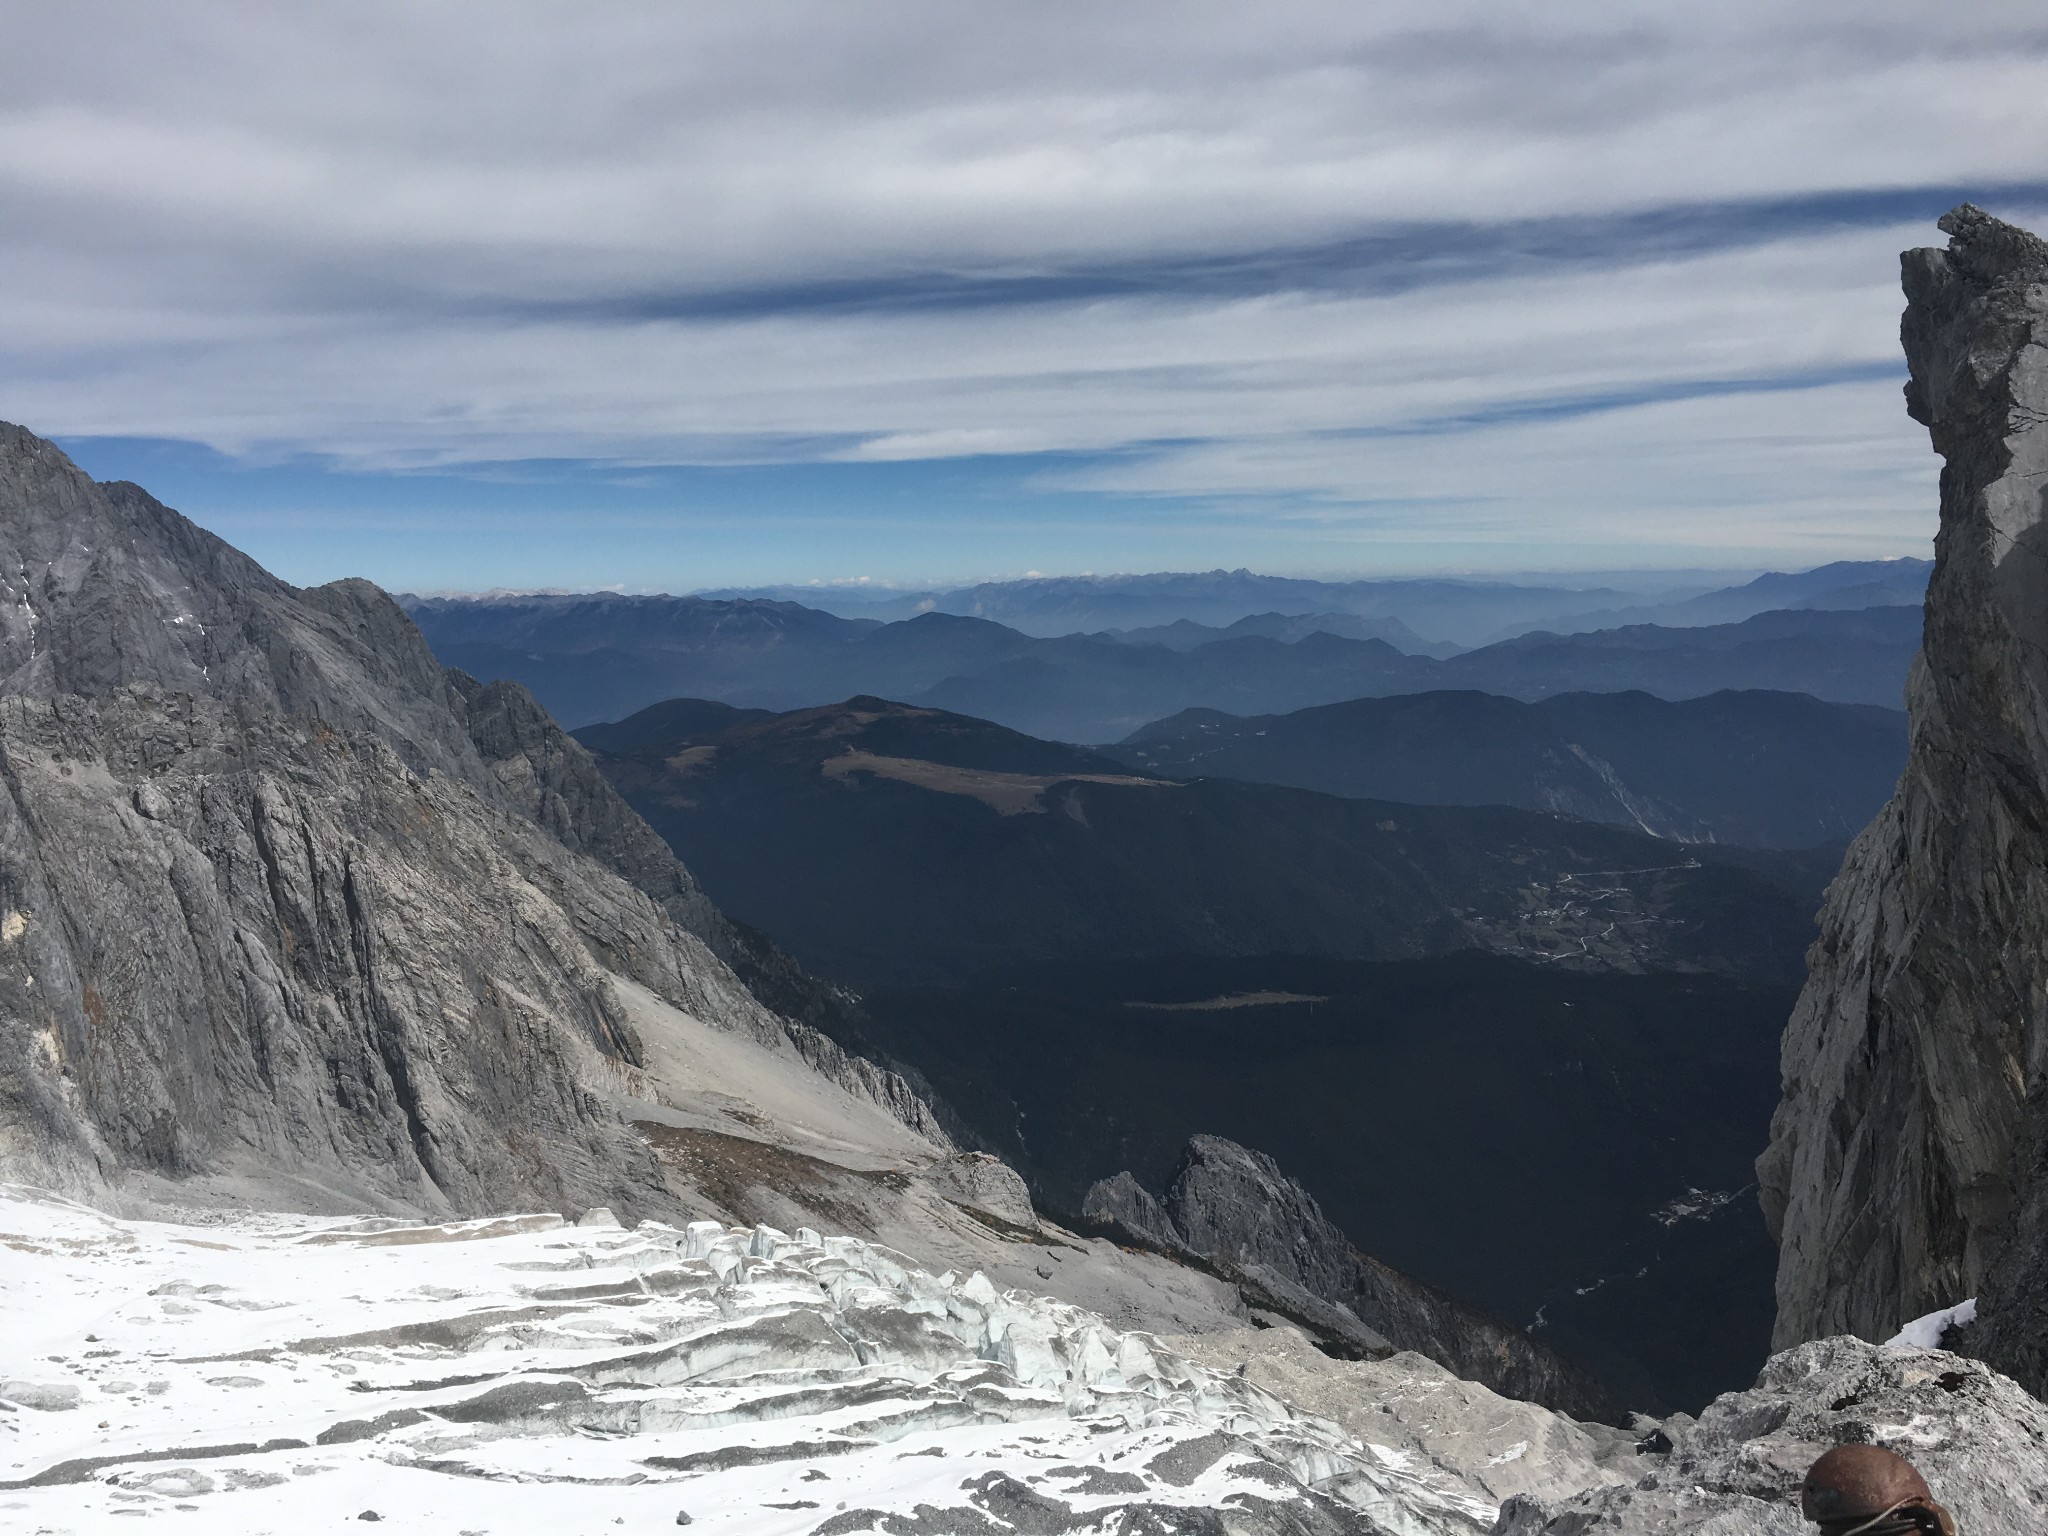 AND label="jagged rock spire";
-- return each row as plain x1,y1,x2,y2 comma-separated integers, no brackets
1758,205,2048,1394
